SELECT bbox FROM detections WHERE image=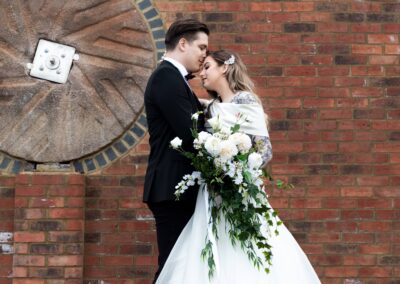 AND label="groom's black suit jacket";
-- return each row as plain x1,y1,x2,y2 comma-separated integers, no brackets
143,61,204,203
